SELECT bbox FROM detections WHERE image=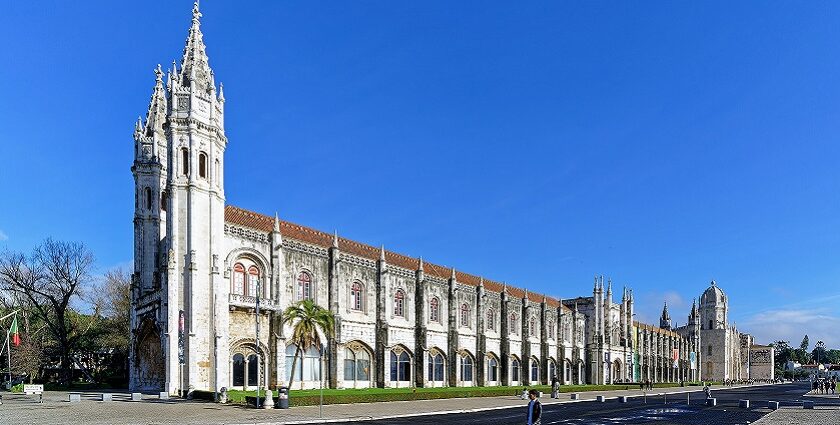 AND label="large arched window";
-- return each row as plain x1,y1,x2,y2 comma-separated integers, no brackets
198,152,207,179
429,297,440,323
343,345,371,382
487,355,499,381
511,357,520,382
529,317,537,337
486,308,495,331
548,321,555,338
248,266,260,297
460,353,473,382
232,353,245,386
390,349,411,382
350,282,363,311
285,343,321,382
509,313,518,335
531,357,540,382
247,354,259,387
549,359,557,380
428,351,444,382
232,263,245,295
460,303,470,328
297,271,312,301
394,290,405,317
